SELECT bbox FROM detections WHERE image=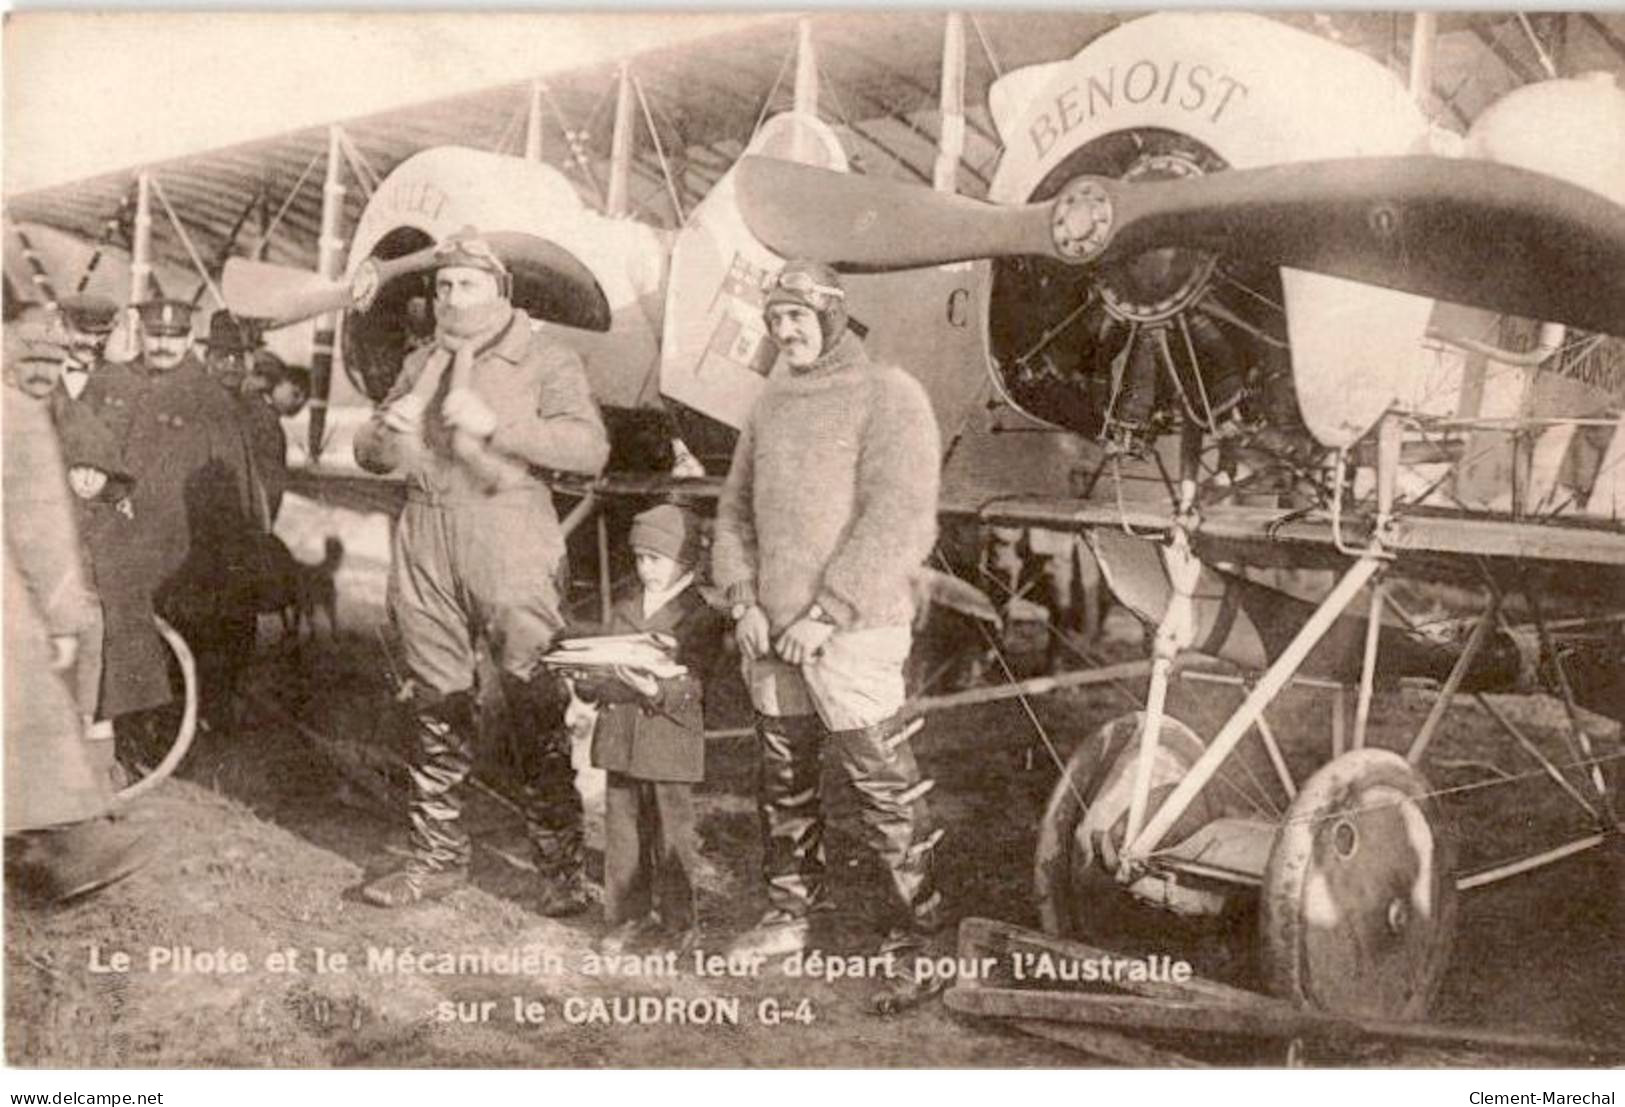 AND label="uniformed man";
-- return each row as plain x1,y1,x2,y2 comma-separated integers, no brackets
122,298,266,732
354,228,610,911
712,260,945,1014
55,294,112,400
56,294,148,451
